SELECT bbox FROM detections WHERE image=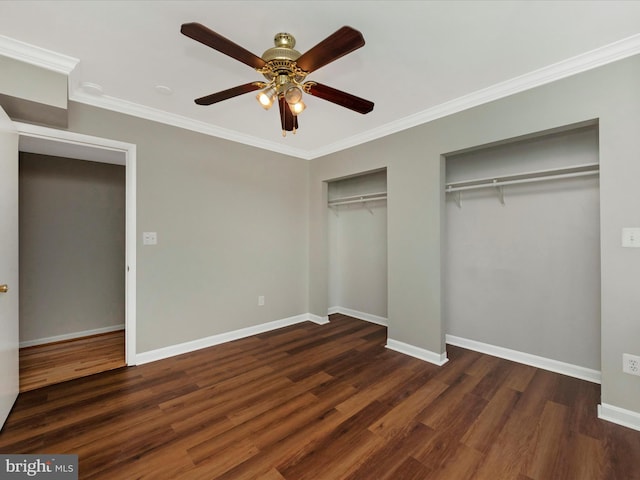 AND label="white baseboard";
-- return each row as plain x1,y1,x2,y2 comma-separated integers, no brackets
386,338,449,366
136,313,326,365
446,334,601,384
20,324,125,348
308,314,330,325
328,306,388,327
598,403,640,432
